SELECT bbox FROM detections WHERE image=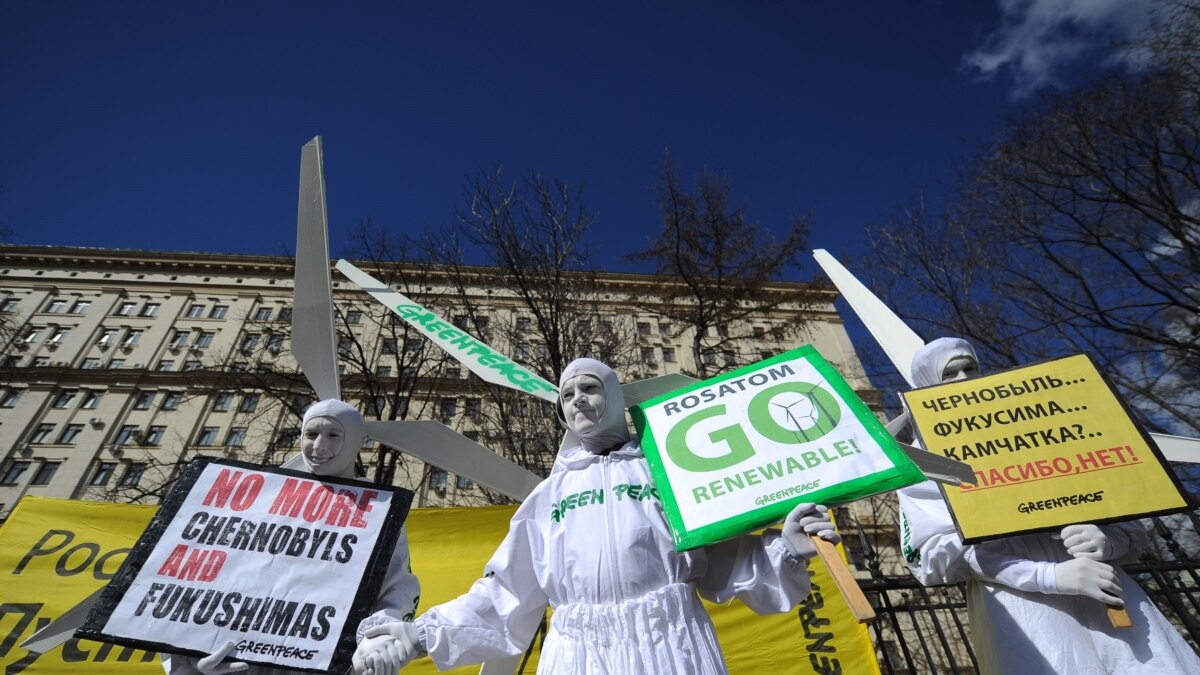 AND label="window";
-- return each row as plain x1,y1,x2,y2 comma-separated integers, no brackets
516,342,530,359
395,397,409,417
45,299,68,313
114,425,139,445
2,461,31,485
184,360,202,371
2,355,20,367
371,396,386,417
253,307,272,321
196,427,219,445
161,392,183,410
31,423,55,444
145,426,166,445
663,347,677,363
240,334,260,352
195,331,214,348
213,393,233,412
337,336,354,355
170,330,189,348
116,301,136,316
58,424,84,444
278,307,292,322
1,298,18,312
376,365,393,377
122,463,147,486
238,394,260,413
140,303,160,317
156,360,175,371
641,347,656,364
637,322,651,336
475,316,490,333
760,350,773,361
69,299,91,314
81,358,101,369
465,398,482,417
445,366,461,379
722,350,736,366
1,389,23,407
225,427,247,448
429,468,448,492
97,328,117,346
344,310,362,324
381,338,398,355
209,305,228,319
122,330,143,348
23,326,43,343
404,339,421,355
702,351,717,366
454,315,469,329
31,461,60,485
276,428,299,448
185,304,205,318
107,359,125,369
267,334,284,353
232,361,248,373
753,326,765,339
439,397,457,419
51,390,76,408
717,324,729,338
81,390,103,409
133,391,156,410
455,474,473,490
90,462,117,486
47,327,70,345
